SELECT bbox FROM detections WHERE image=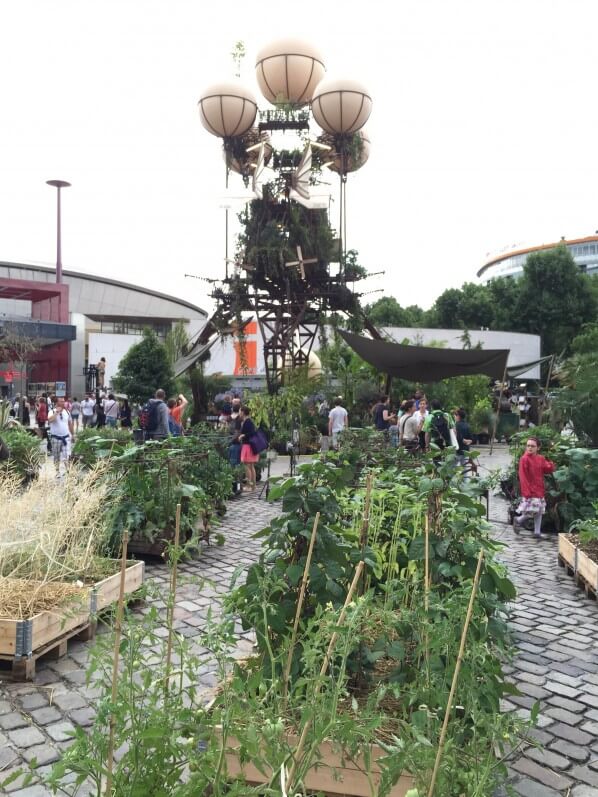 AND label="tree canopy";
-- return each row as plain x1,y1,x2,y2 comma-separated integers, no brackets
112,329,174,404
